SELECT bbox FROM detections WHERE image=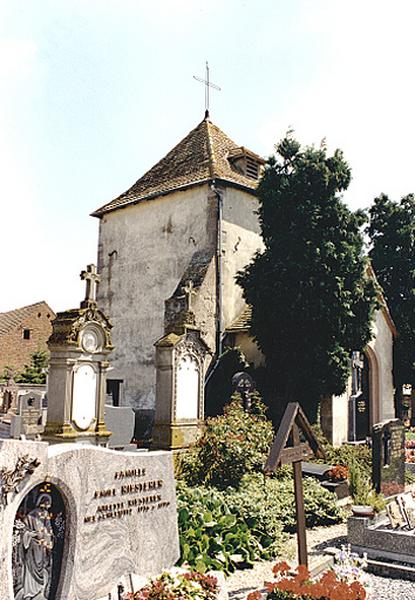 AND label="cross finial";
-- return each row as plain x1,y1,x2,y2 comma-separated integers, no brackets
80,264,101,308
182,280,197,312
193,61,221,119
